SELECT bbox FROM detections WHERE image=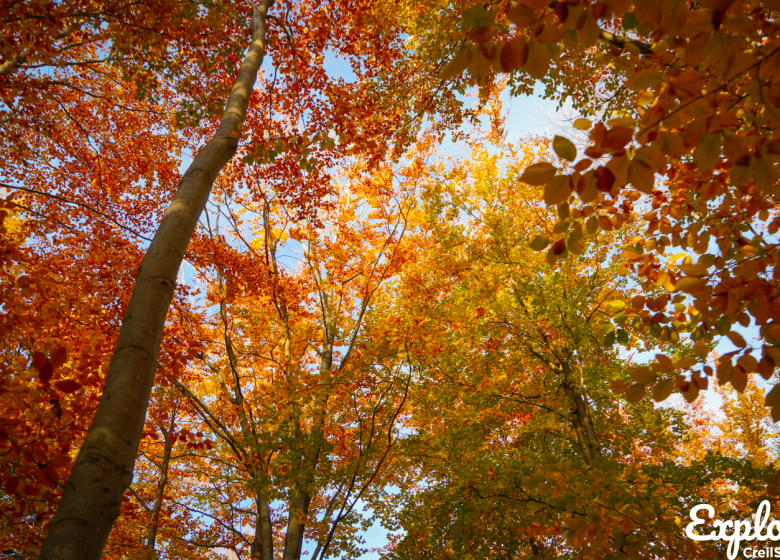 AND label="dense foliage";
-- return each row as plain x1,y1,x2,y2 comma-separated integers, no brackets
3,0,780,559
